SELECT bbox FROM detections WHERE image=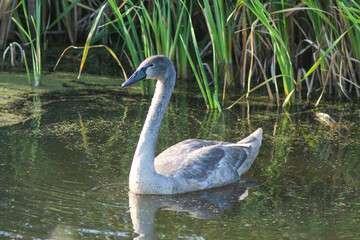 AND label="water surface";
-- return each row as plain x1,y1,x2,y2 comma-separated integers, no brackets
0,85,359,239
